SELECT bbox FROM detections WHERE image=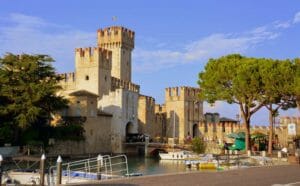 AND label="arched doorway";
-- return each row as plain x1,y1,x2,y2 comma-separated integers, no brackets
125,122,135,143
192,124,199,138
126,122,134,136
